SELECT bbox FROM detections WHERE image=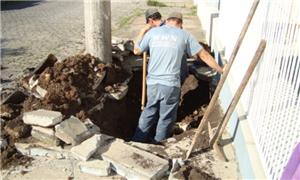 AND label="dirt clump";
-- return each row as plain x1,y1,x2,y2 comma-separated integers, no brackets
173,165,220,180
